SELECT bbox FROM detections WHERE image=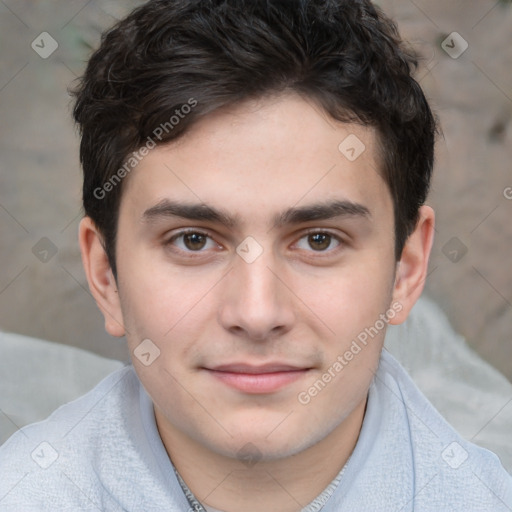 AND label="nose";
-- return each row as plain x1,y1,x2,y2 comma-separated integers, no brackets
218,250,295,341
